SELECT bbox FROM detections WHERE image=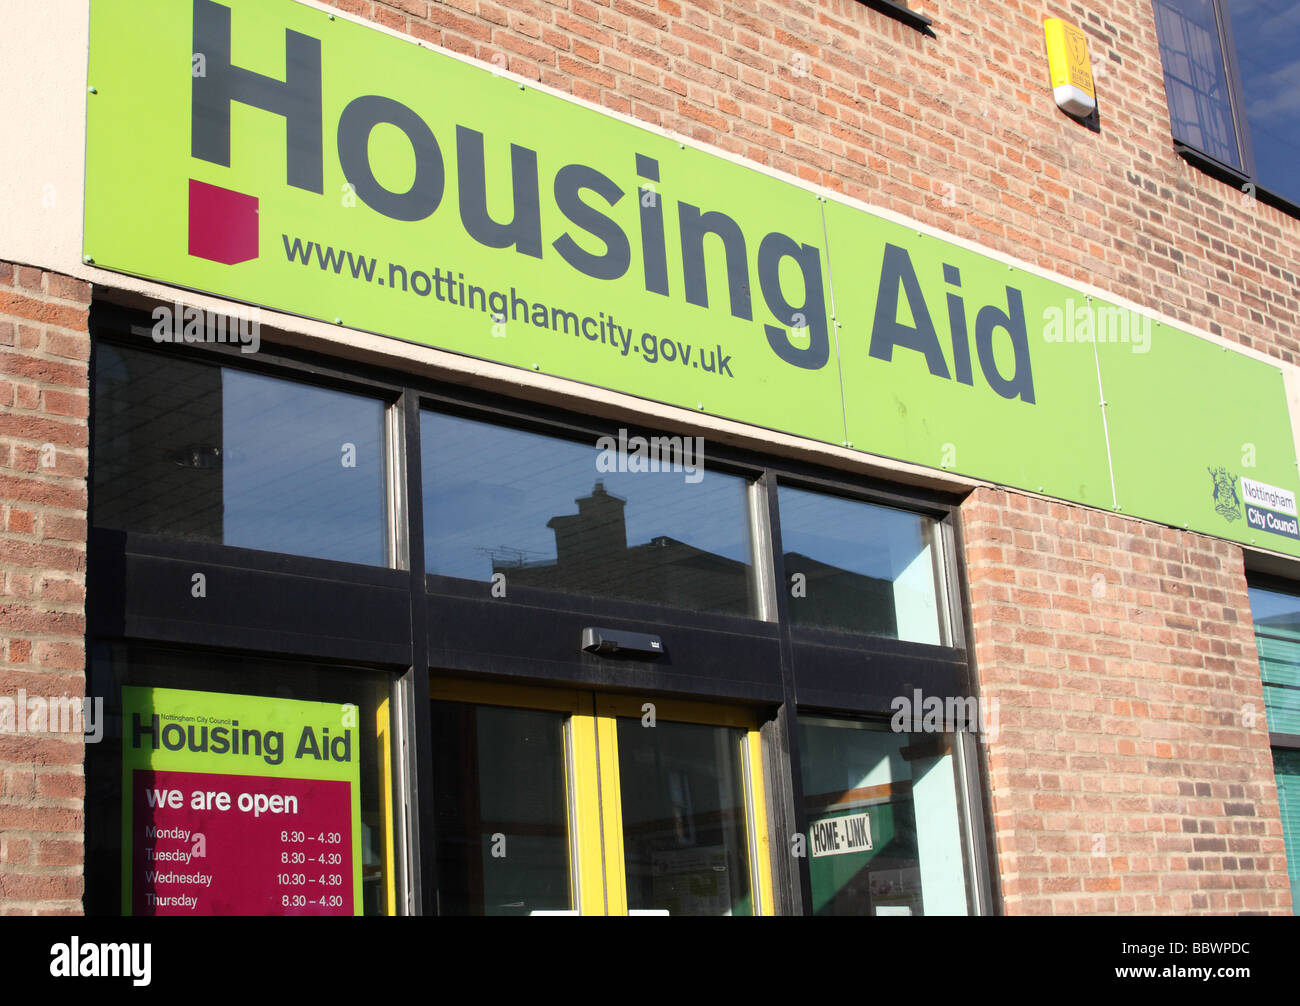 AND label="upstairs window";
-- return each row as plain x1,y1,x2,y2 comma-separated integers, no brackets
1153,0,1300,211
